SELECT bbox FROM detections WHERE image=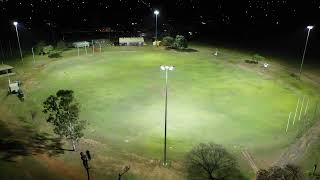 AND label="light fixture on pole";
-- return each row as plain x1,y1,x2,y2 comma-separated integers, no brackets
13,21,23,62
154,10,160,40
160,65,174,166
299,25,314,79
